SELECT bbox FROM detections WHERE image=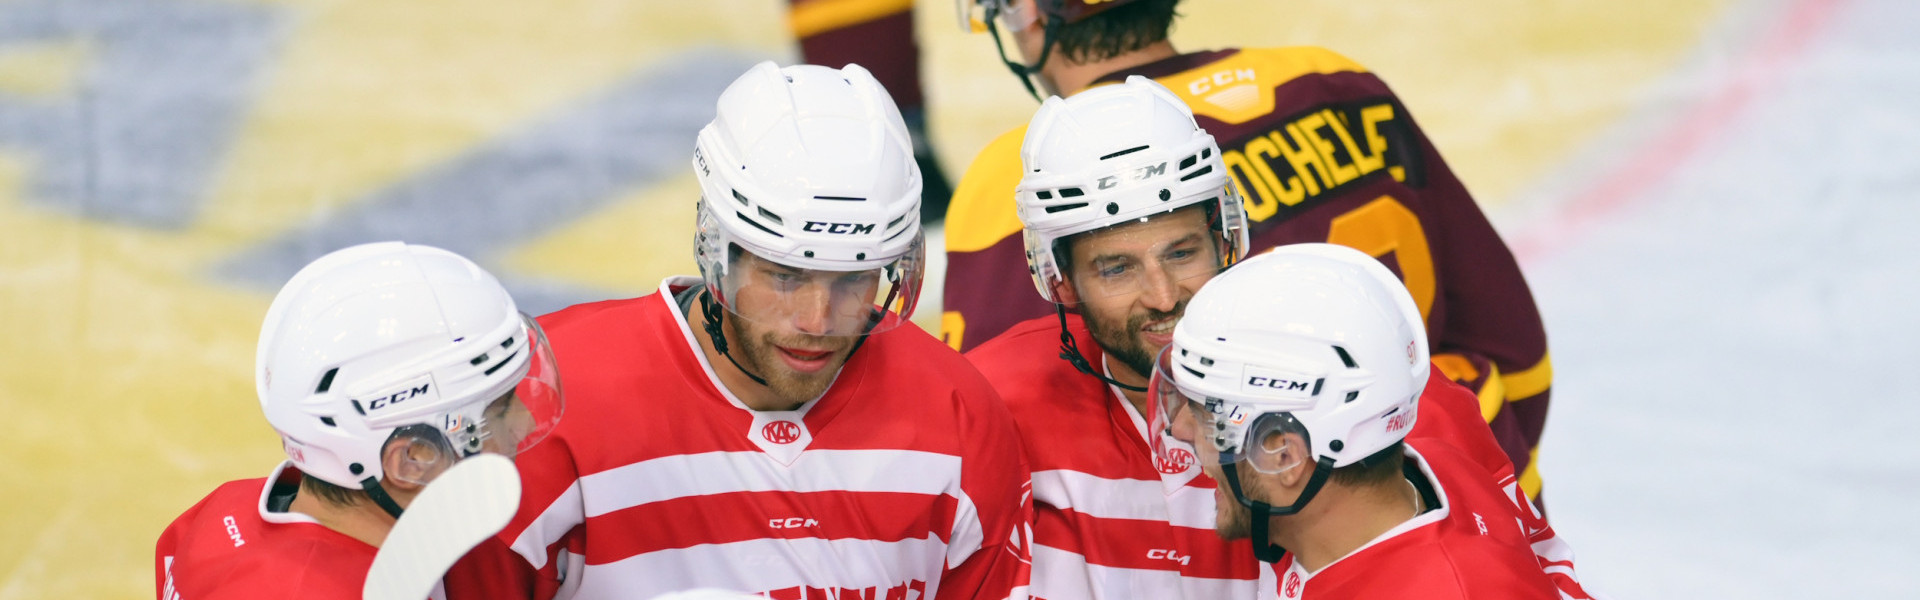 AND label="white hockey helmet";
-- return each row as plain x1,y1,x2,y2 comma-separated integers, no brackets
256,242,564,492
692,61,925,337
1017,76,1248,304
1147,244,1427,506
